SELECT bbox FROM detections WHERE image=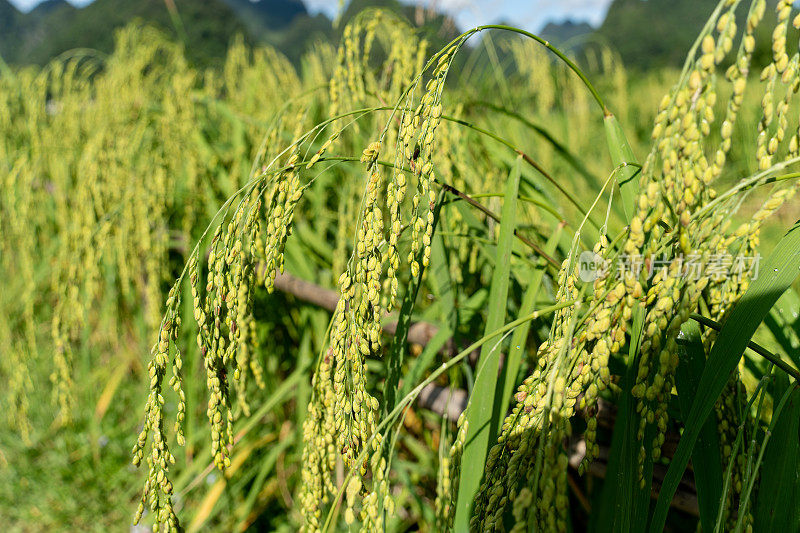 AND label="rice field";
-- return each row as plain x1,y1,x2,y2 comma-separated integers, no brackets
1,1,800,531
